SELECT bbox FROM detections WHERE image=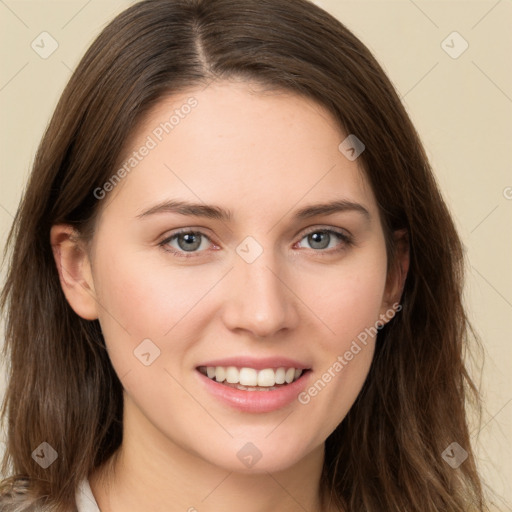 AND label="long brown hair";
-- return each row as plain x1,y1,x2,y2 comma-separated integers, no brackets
1,0,489,510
